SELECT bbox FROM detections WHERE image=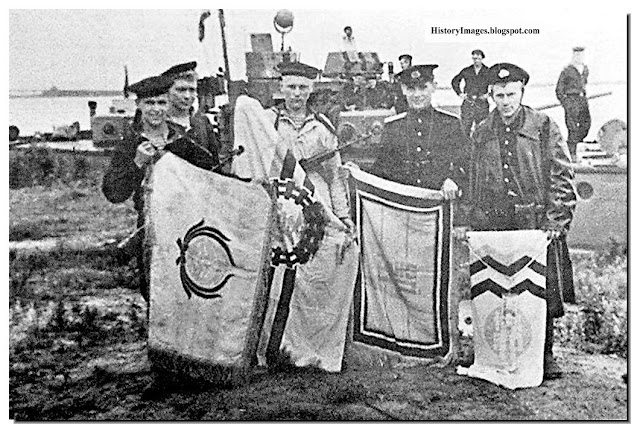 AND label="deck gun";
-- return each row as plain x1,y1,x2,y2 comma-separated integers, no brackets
299,128,379,170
